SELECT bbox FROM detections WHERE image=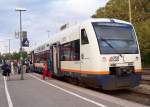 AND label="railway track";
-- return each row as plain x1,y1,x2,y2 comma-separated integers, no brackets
85,84,150,106
141,69,150,85
141,79,150,85
142,69,150,75
88,85,150,106
108,89,150,106
61,76,150,106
